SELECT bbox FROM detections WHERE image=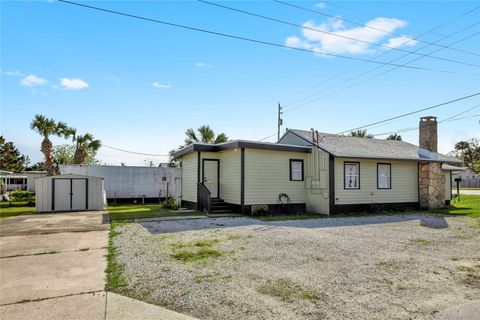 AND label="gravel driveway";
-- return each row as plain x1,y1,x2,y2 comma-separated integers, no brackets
111,215,480,320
